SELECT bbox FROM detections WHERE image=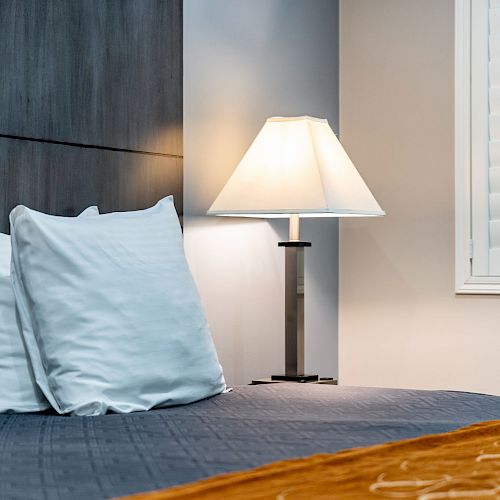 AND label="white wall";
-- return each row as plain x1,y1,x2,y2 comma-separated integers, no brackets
184,0,339,385
339,0,500,396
